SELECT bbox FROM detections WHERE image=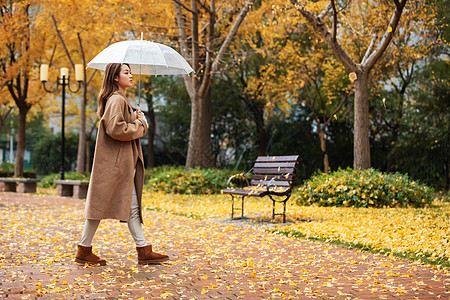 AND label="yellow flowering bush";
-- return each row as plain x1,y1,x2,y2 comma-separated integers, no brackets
294,168,434,208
